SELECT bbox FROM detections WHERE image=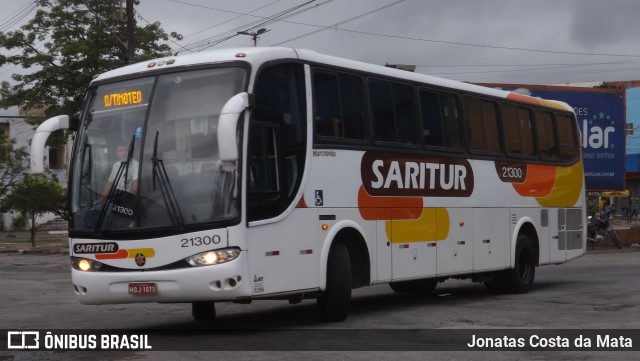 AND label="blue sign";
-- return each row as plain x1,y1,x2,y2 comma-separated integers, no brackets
506,88,625,190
